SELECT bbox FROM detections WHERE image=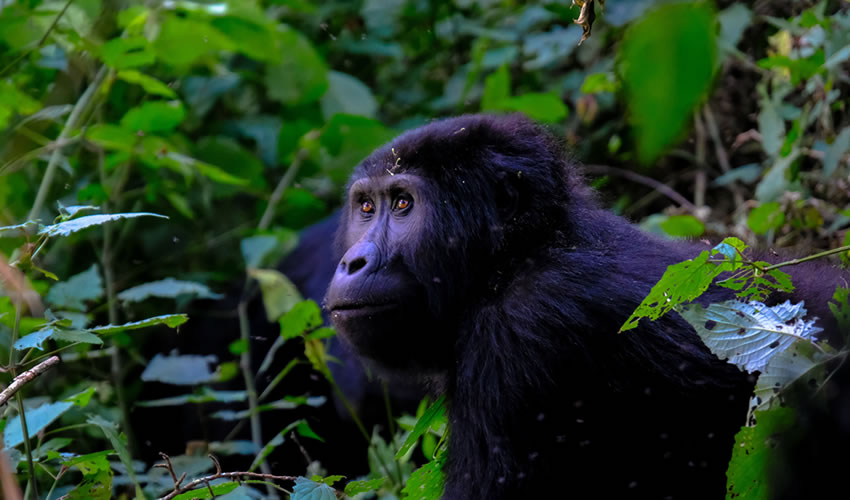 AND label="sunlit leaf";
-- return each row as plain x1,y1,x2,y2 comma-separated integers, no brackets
40,212,168,237
678,299,822,373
